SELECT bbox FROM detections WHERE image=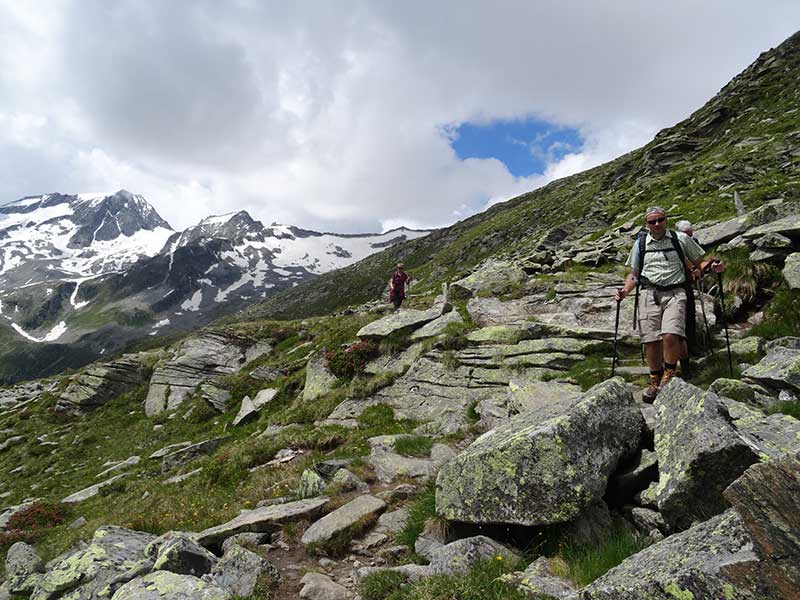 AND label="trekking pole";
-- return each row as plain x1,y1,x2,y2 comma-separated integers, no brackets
612,298,621,377
695,277,715,357
716,270,734,377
